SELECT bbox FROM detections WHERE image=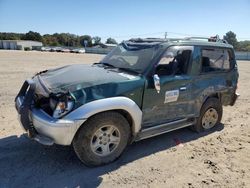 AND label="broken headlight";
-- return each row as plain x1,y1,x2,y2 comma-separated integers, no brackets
52,100,74,118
